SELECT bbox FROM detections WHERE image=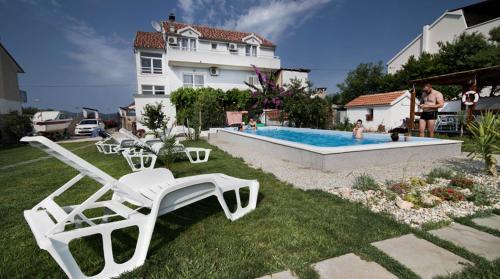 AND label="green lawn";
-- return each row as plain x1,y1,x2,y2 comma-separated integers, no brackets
0,140,498,278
